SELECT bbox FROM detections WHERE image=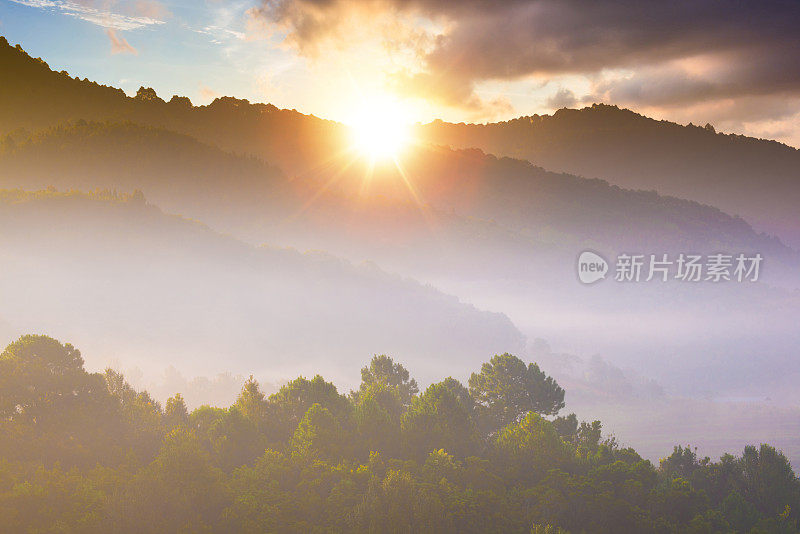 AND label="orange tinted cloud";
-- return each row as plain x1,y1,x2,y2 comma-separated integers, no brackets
106,28,138,56
199,84,219,102
134,0,171,20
